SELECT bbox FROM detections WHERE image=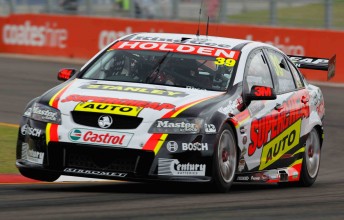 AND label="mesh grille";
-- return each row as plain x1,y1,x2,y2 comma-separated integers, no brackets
71,111,143,129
